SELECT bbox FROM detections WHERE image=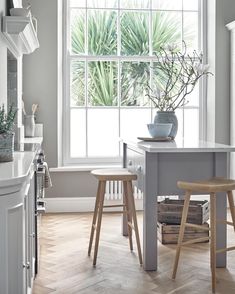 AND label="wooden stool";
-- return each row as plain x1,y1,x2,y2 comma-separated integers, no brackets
88,168,143,266
172,177,235,293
